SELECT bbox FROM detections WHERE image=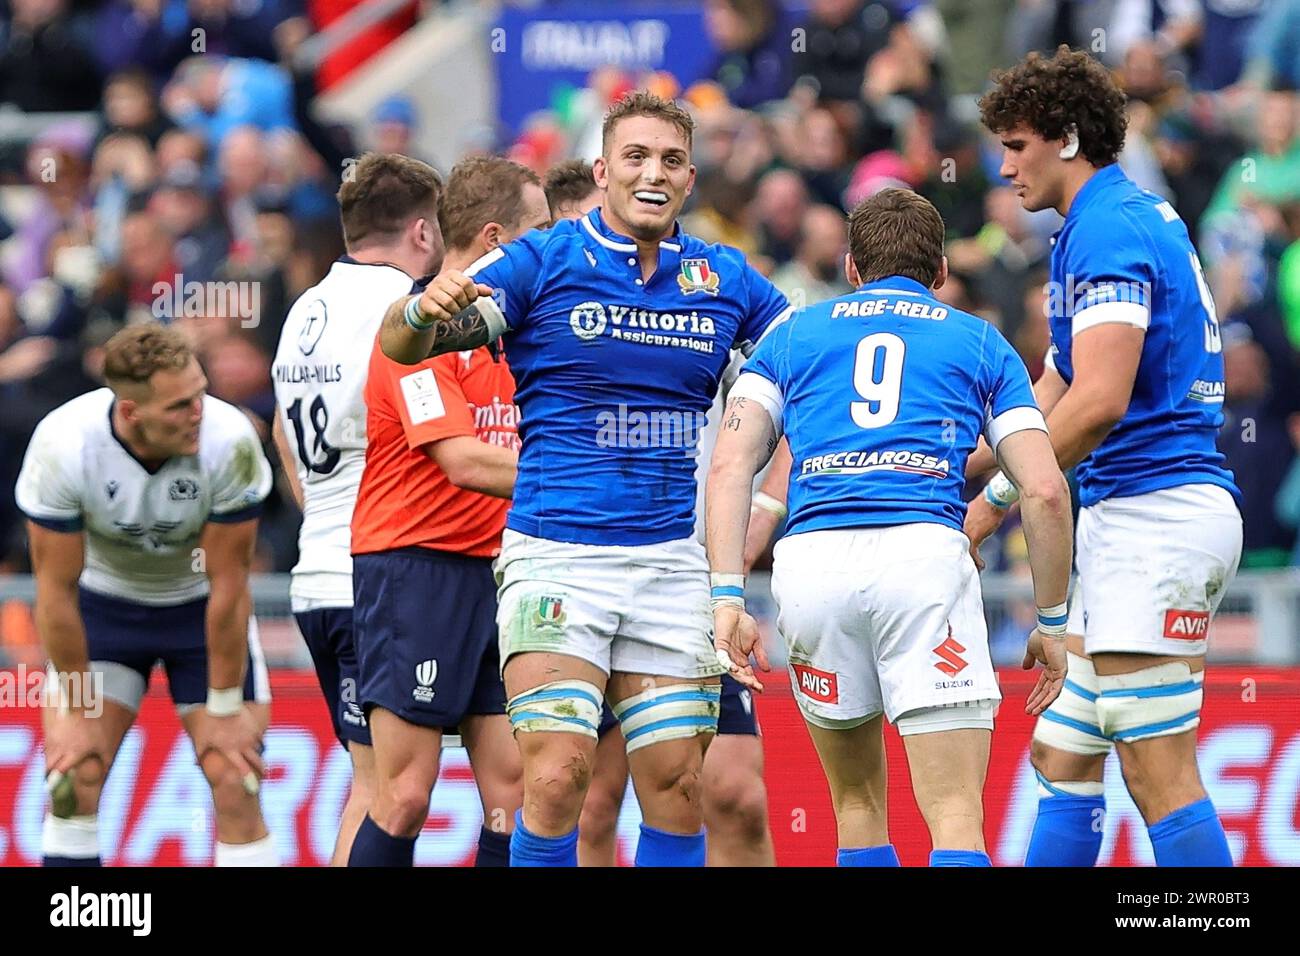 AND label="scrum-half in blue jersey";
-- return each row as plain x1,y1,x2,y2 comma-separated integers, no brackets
736,276,1044,536
1046,163,1239,508
466,208,791,546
